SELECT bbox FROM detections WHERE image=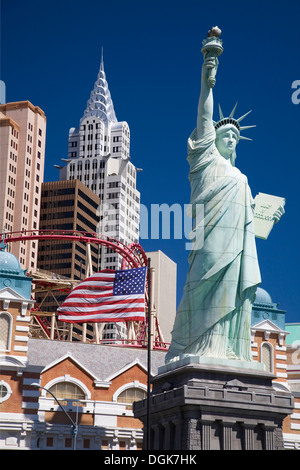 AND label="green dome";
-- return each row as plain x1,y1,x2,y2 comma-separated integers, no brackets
0,250,22,274
255,287,272,304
